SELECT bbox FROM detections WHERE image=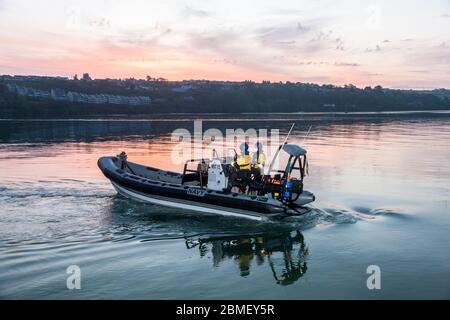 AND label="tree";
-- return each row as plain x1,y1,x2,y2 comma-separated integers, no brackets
73,74,79,81
82,73,92,81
